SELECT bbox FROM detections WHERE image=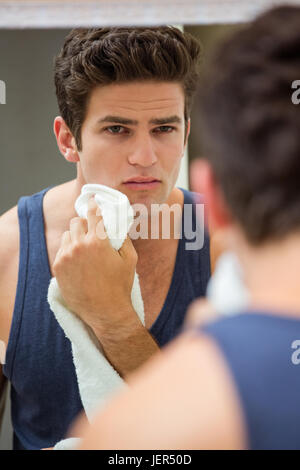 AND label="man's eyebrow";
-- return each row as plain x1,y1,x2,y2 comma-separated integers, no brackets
96,115,182,126
149,115,182,125
97,116,138,125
